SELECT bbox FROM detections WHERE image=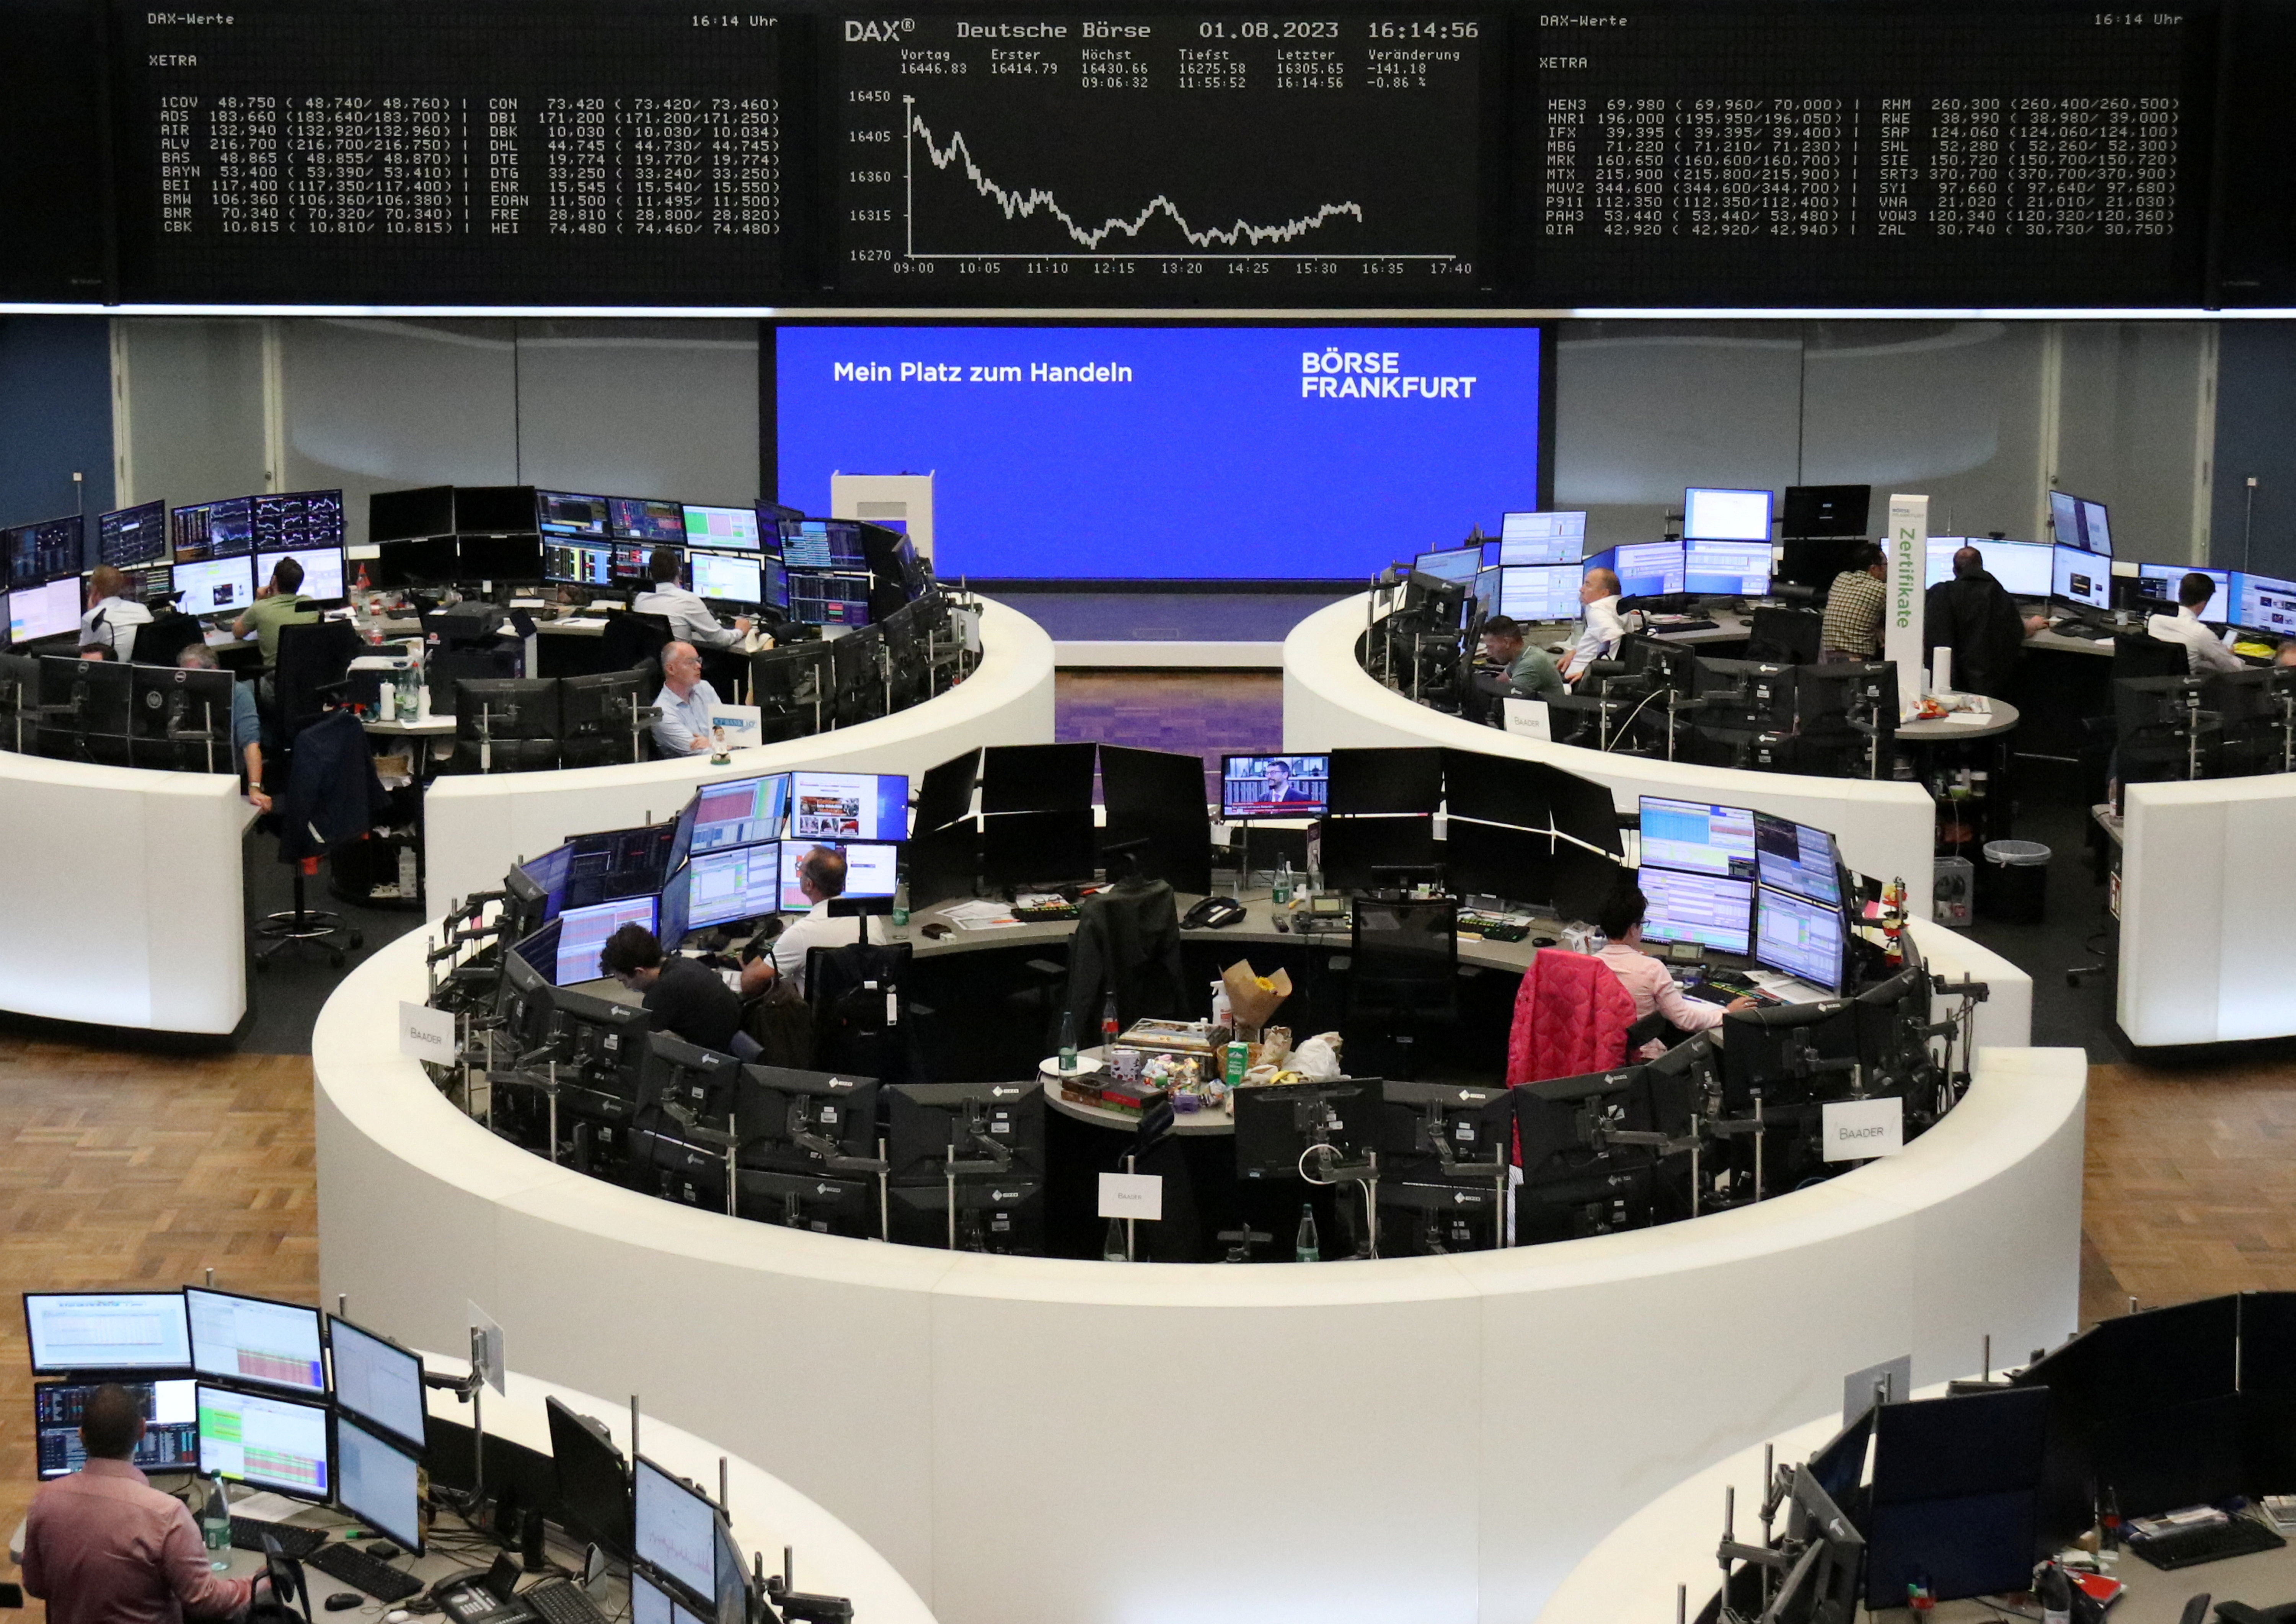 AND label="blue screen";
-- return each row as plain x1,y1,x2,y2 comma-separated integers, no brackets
774,325,1544,581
